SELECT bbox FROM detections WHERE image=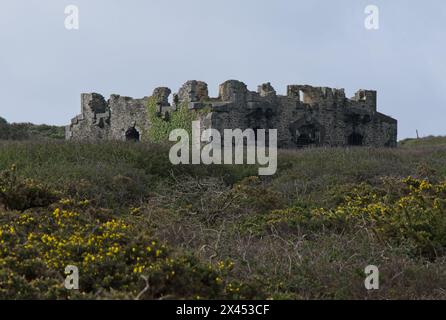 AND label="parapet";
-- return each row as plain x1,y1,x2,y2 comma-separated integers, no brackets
287,85,346,106
152,87,172,106
81,93,108,116
352,89,377,112
178,80,209,104
218,80,248,102
171,80,379,113
258,82,276,97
